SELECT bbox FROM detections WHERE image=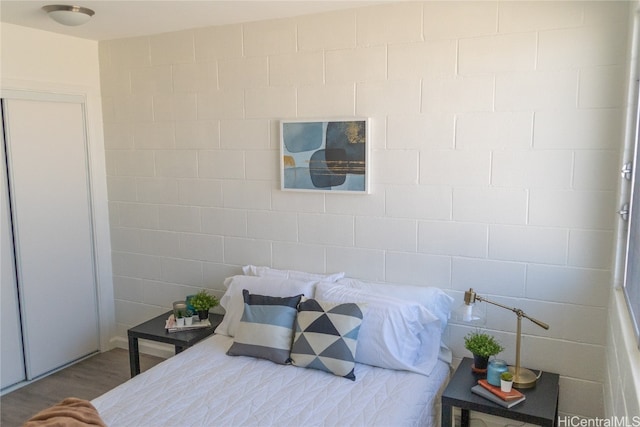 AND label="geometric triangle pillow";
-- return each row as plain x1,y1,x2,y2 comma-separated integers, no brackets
290,298,364,381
